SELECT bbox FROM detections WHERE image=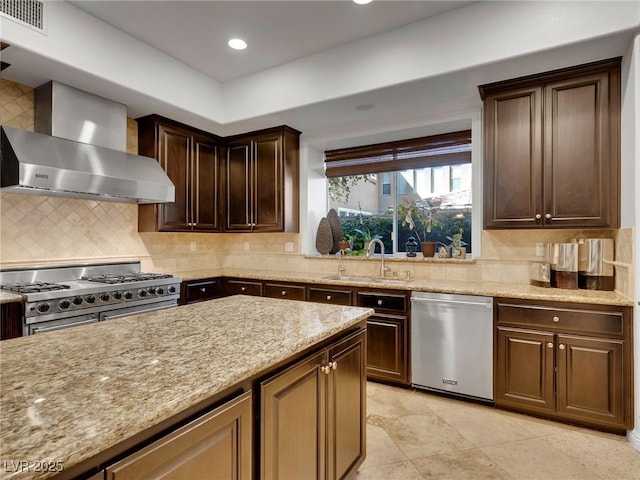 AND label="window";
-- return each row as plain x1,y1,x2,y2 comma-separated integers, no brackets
325,131,472,256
